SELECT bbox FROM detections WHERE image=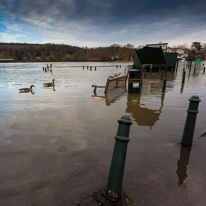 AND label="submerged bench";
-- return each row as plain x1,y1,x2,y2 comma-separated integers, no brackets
92,74,128,93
